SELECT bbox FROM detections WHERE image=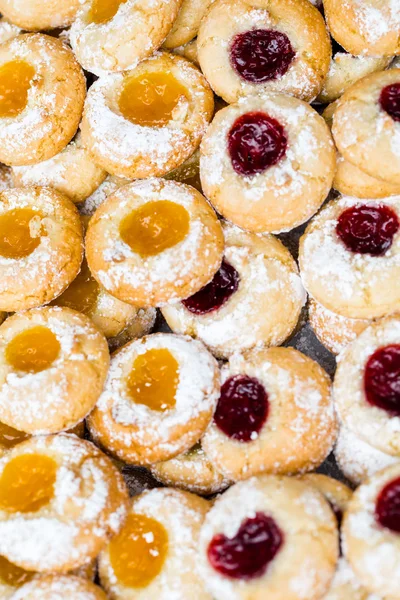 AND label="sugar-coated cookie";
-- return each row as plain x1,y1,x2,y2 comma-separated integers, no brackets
172,38,199,67
9,575,107,600
0,17,20,45
164,0,214,49
78,175,128,217
0,0,80,30
323,558,372,600
299,474,352,524
107,308,157,352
